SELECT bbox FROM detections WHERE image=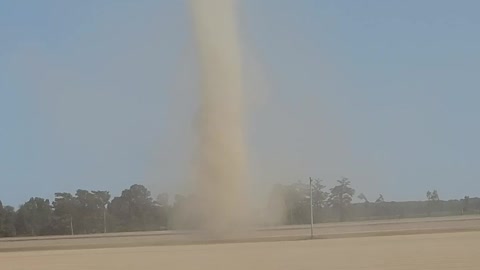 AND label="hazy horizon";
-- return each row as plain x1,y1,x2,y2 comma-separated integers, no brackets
2,0,480,207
